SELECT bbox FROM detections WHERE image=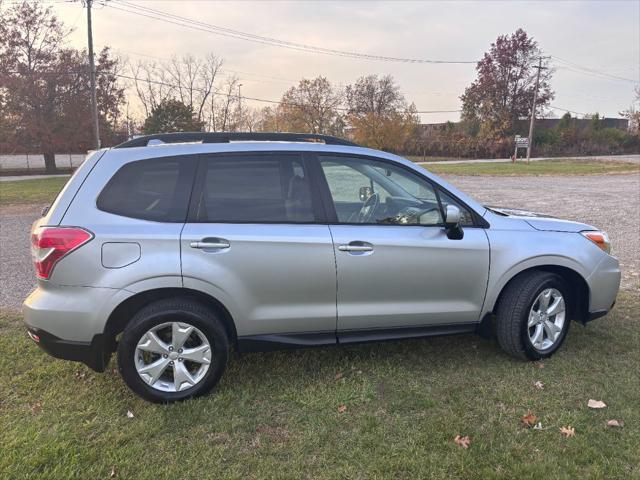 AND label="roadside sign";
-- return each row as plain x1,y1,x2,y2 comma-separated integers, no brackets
515,135,529,148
